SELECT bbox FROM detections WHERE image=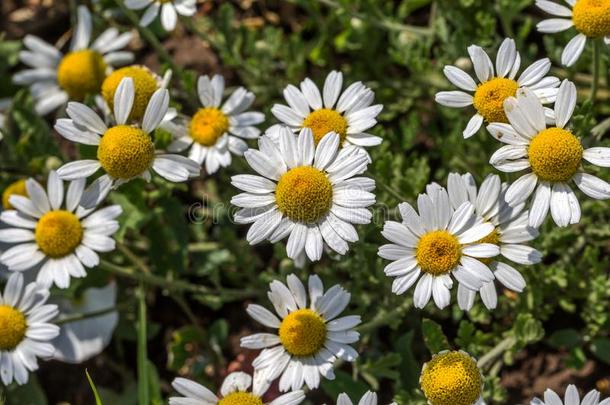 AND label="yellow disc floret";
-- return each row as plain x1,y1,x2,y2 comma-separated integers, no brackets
97,125,155,179
57,50,107,100
101,66,158,121
218,392,264,405
189,108,230,146
528,127,583,183
302,108,348,145
416,231,462,276
275,166,333,223
35,210,83,258
0,305,27,351
572,0,610,38
2,179,28,210
420,351,483,405
279,308,327,357
473,78,519,123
